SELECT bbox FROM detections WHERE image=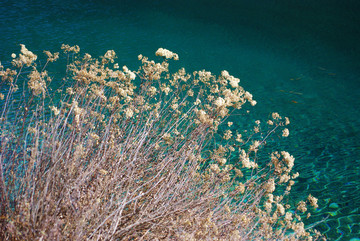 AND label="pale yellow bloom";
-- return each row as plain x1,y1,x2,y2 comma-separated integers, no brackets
297,201,307,213
268,194,274,203
155,48,179,60
285,212,293,222
272,112,280,120
171,103,178,110
221,70,230,78
281,151,295,170
104,50,116,62
187,89,194,97
223,130,232,140
28,69,46,96
241,157,258,169
148,86,157,96
210,163,220,174
277,203,285,216
292,172,300,179
266,178,276,193
236,183,245,194
44,50,59,62
125,108,133,118
265,201,272,212
282,128,289,137
162,86,170,95
218,158,227,165
228,76,240,88
235,133,243,142
66,87,75,95
61,44,80,53
249,140,260,152
15,44,38,67
244,91,253,101
50,106,60,116
308,194,318,209
122,66,136,80
285,117,290,125
214,97,226,108
194,98,201,105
